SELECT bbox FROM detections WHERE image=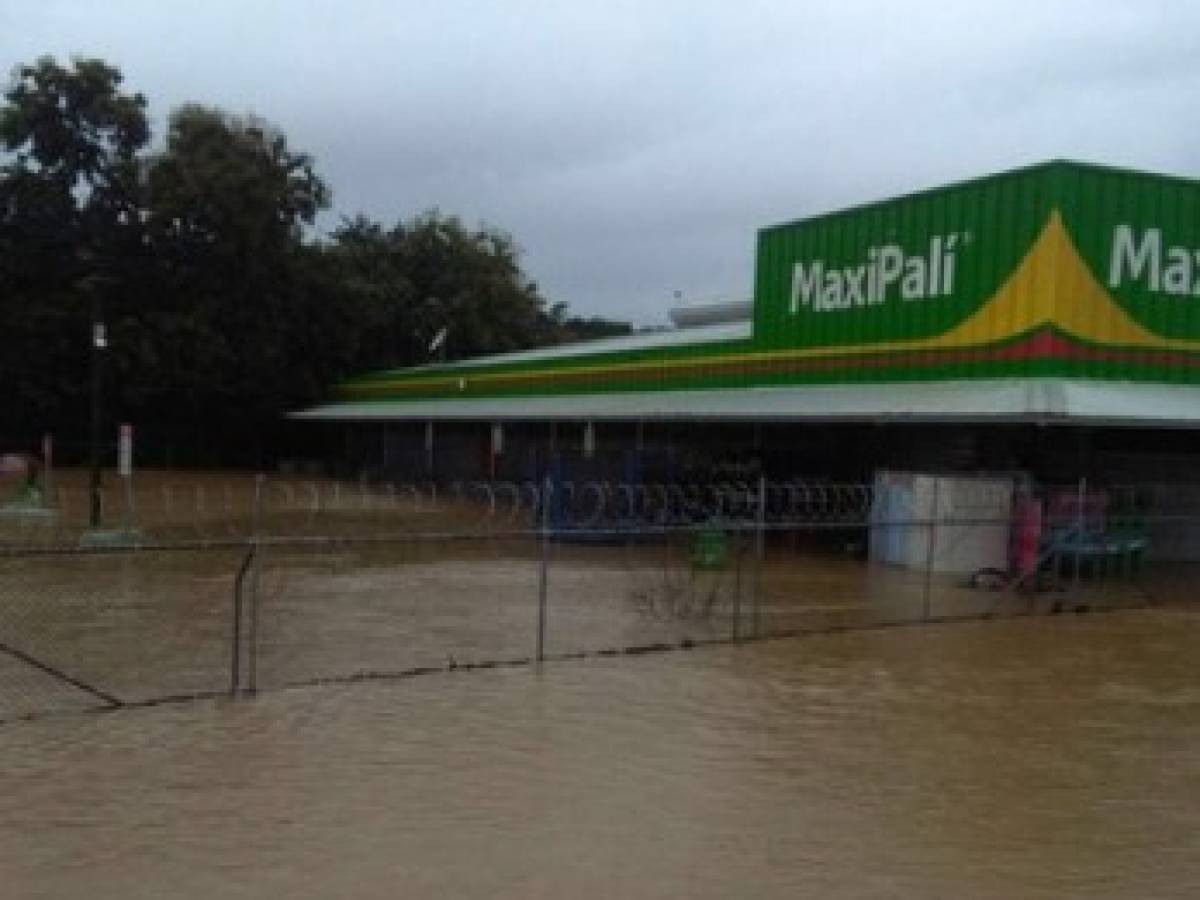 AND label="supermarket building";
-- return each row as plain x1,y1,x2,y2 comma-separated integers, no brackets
295,160,1200,496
